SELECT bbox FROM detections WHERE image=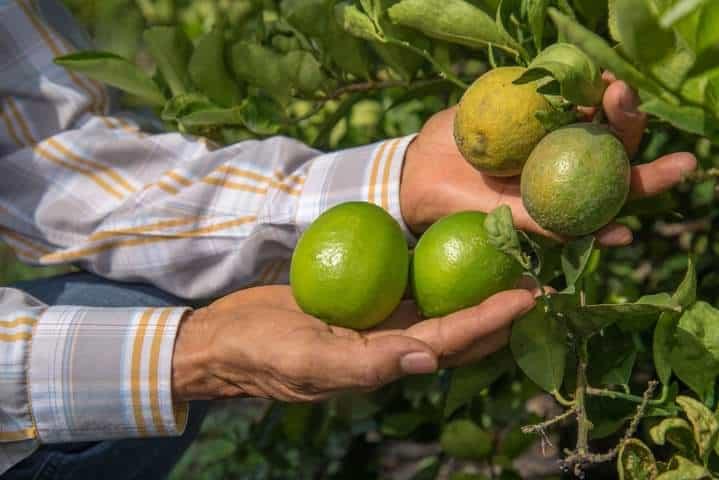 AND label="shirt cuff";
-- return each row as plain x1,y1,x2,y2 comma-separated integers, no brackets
29,306,190,442
296,134,418,243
